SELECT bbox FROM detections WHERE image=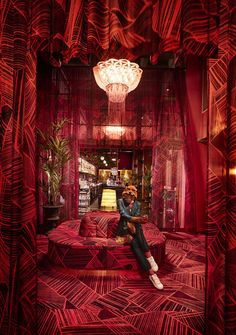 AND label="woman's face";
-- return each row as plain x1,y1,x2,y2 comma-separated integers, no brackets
123,194,133,204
